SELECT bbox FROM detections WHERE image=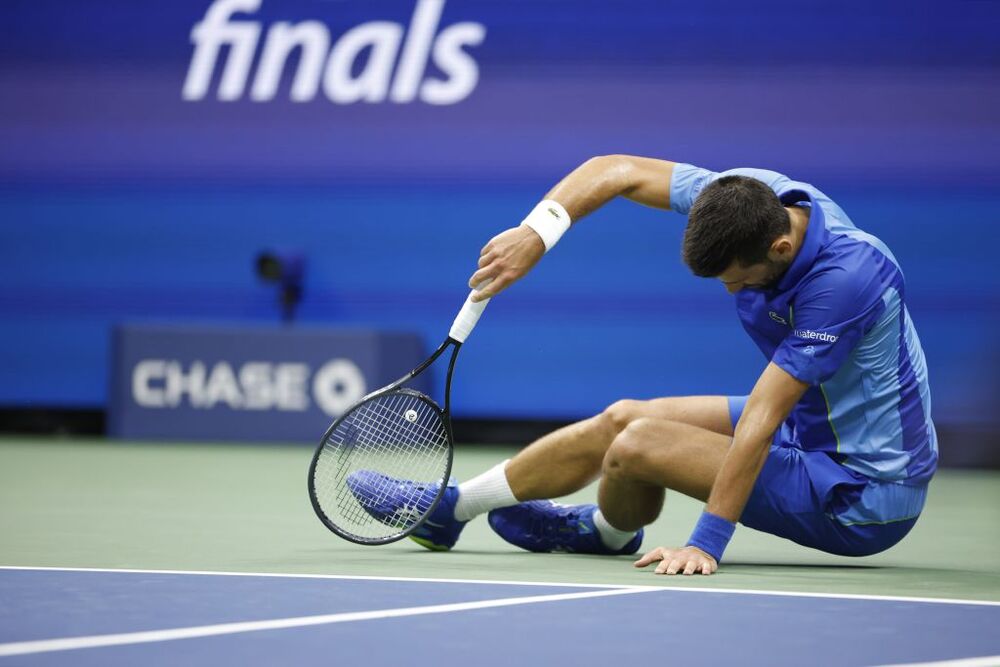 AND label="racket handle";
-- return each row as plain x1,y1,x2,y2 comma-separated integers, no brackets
449,283,491,343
